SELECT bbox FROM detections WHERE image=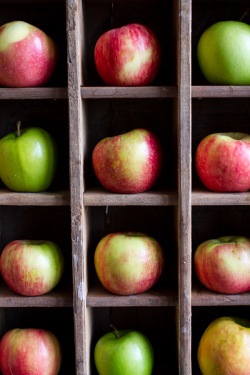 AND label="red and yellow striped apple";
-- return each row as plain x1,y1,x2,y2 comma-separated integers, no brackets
94,232,164,295
194,236,250,294
92,128,163,194
0,328,61,375
195,132,250,191
0,240,64,296
198,317,250,375
0,21,58,87
94,23,161,86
